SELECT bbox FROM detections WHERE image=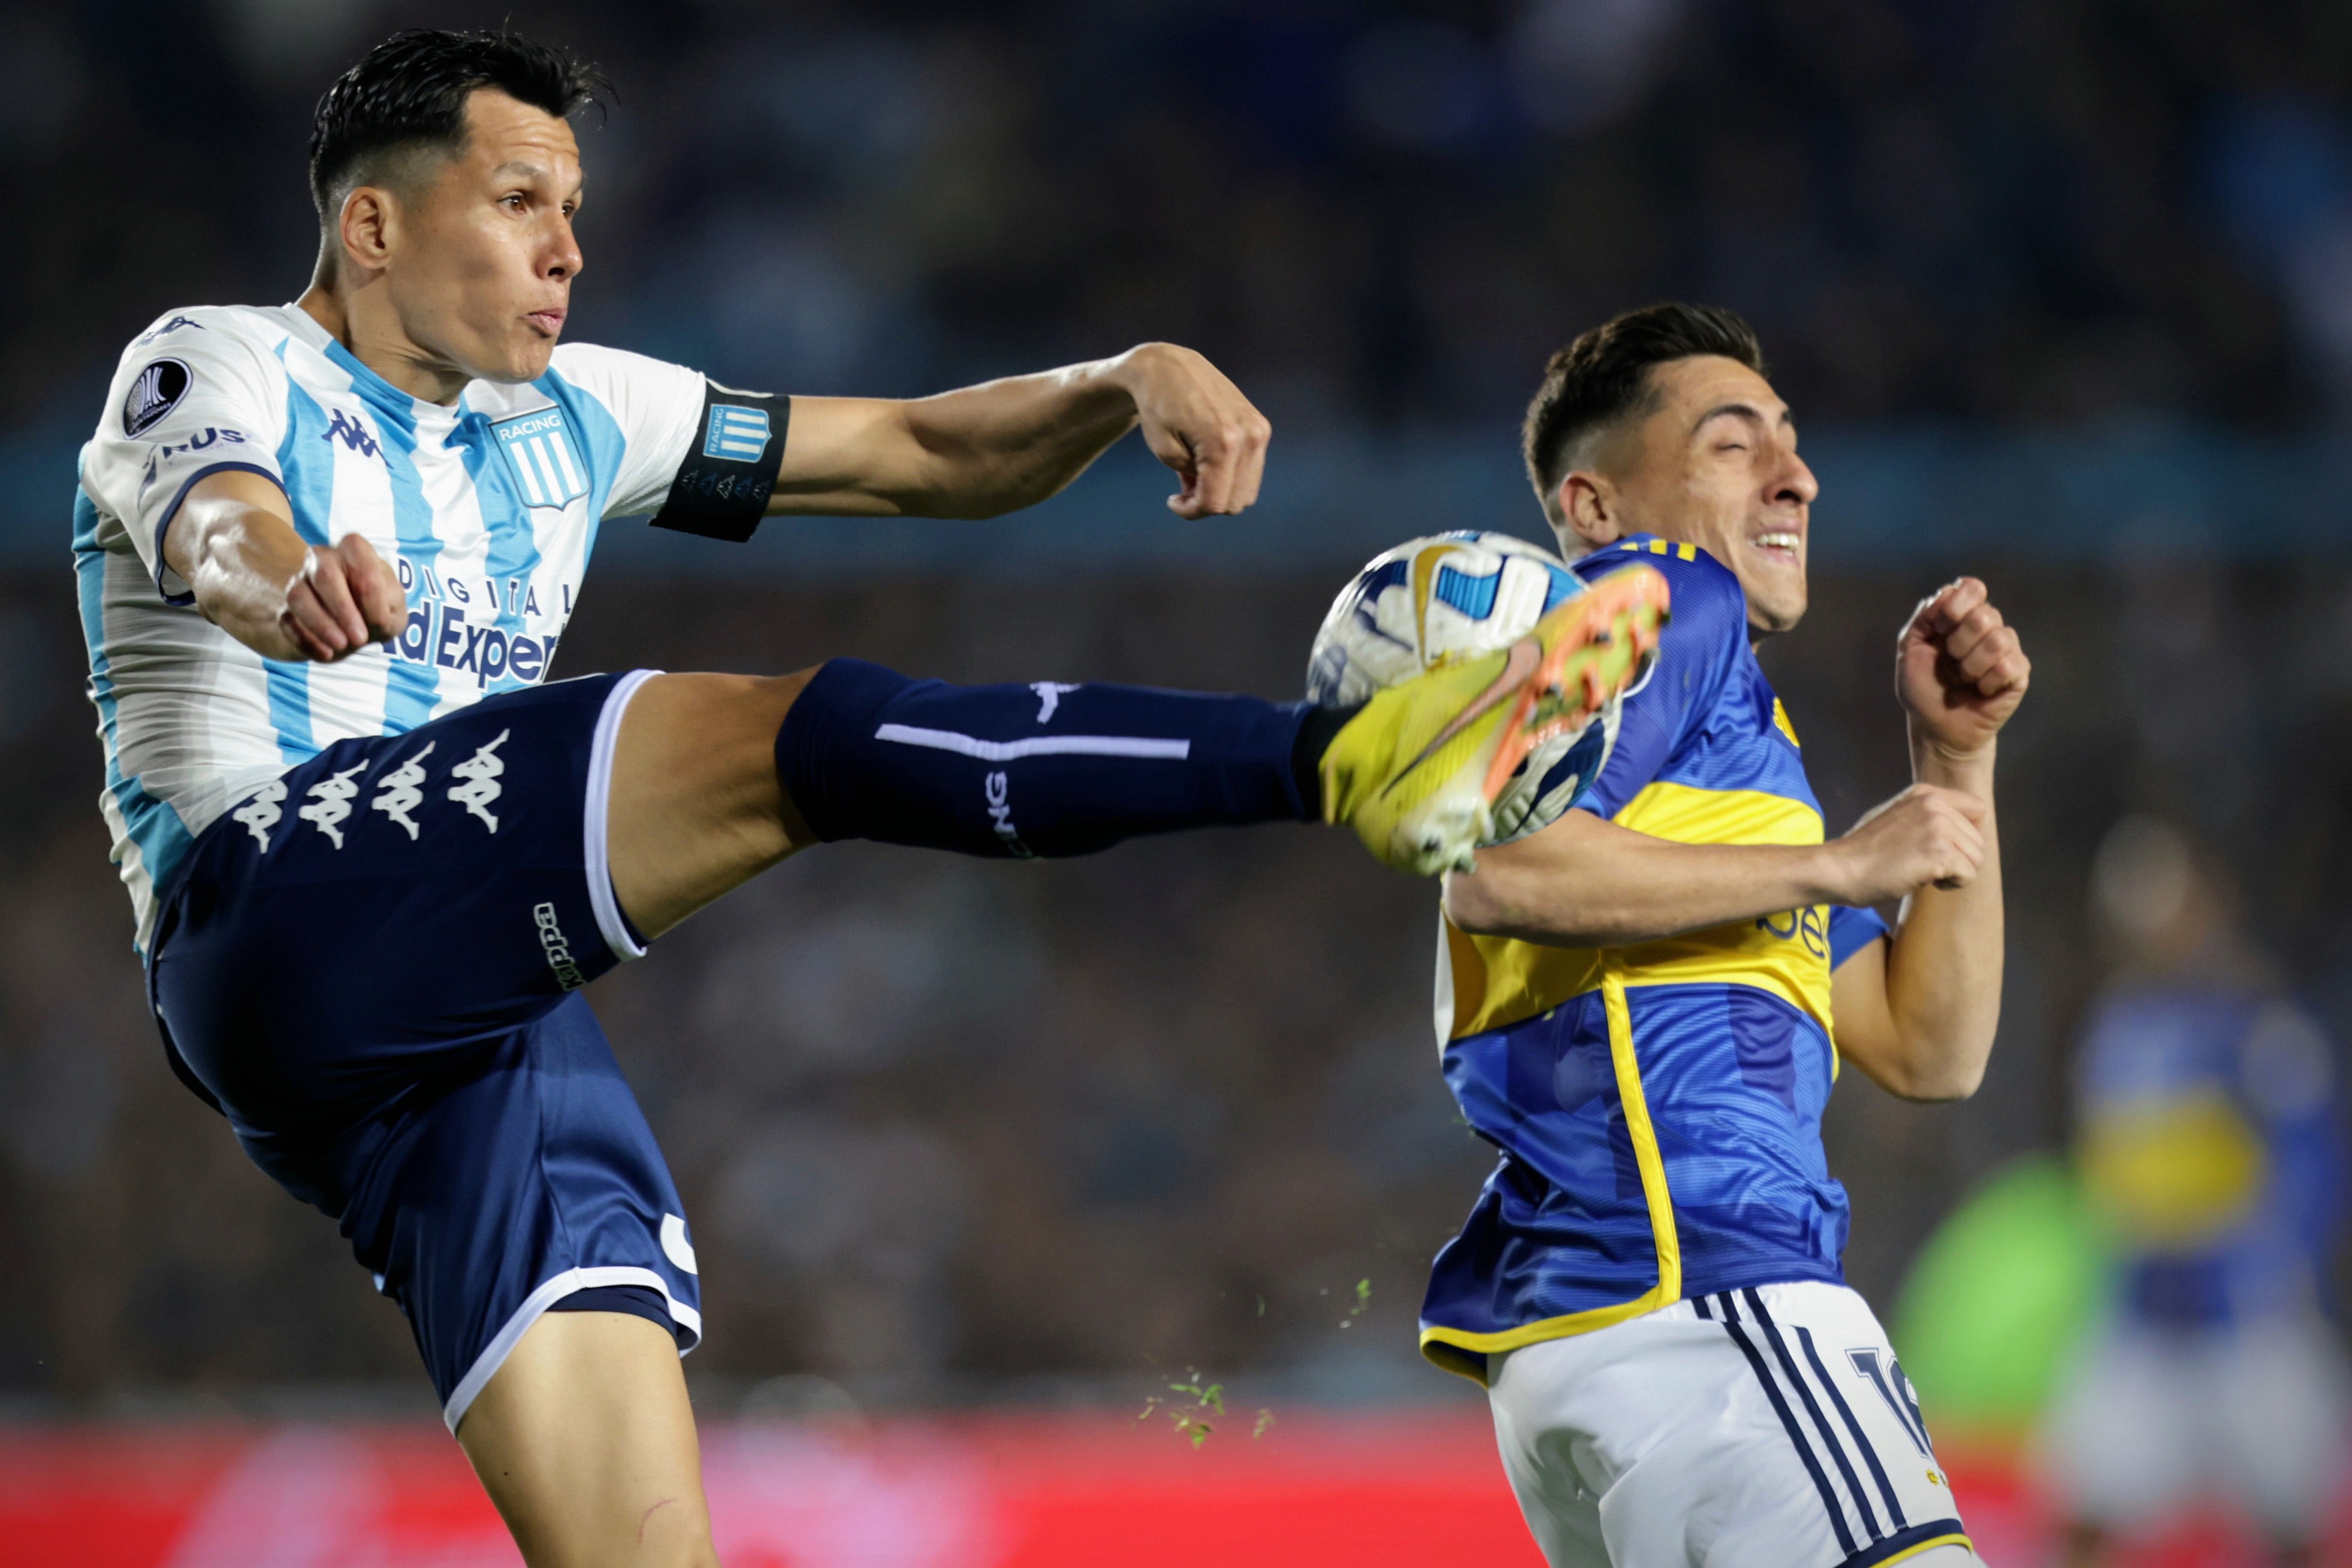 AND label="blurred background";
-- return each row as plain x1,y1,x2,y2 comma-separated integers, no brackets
5,1,2352,1563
